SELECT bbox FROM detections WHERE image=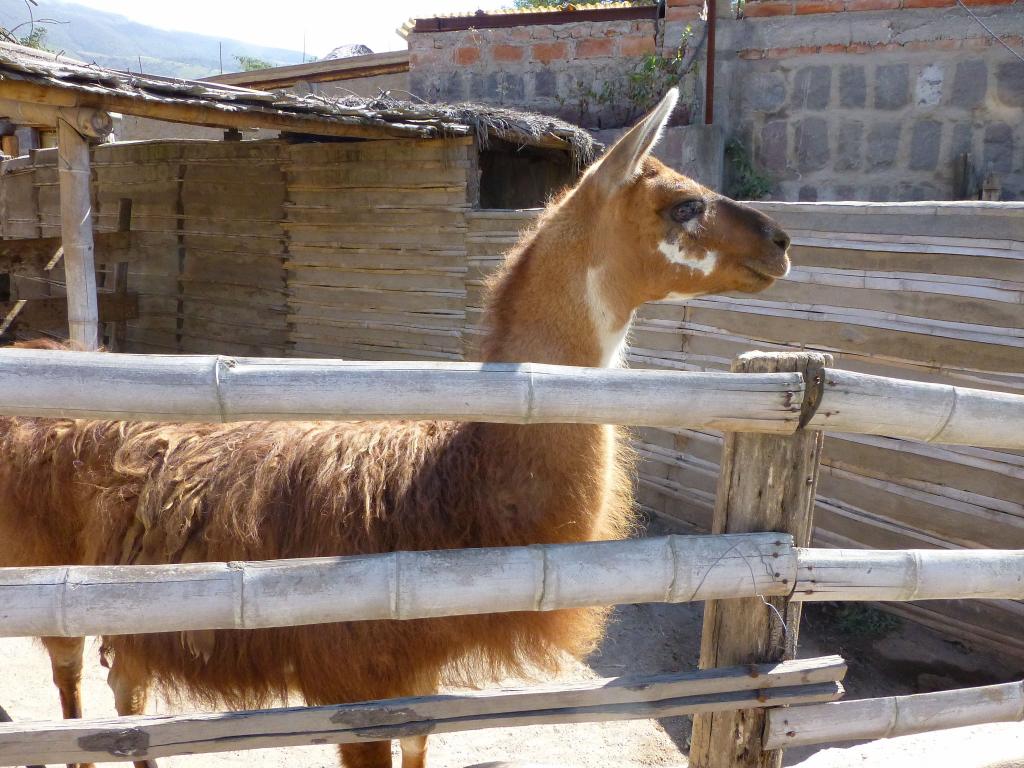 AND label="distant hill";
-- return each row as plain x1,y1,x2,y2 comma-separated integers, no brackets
0,0,304,79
